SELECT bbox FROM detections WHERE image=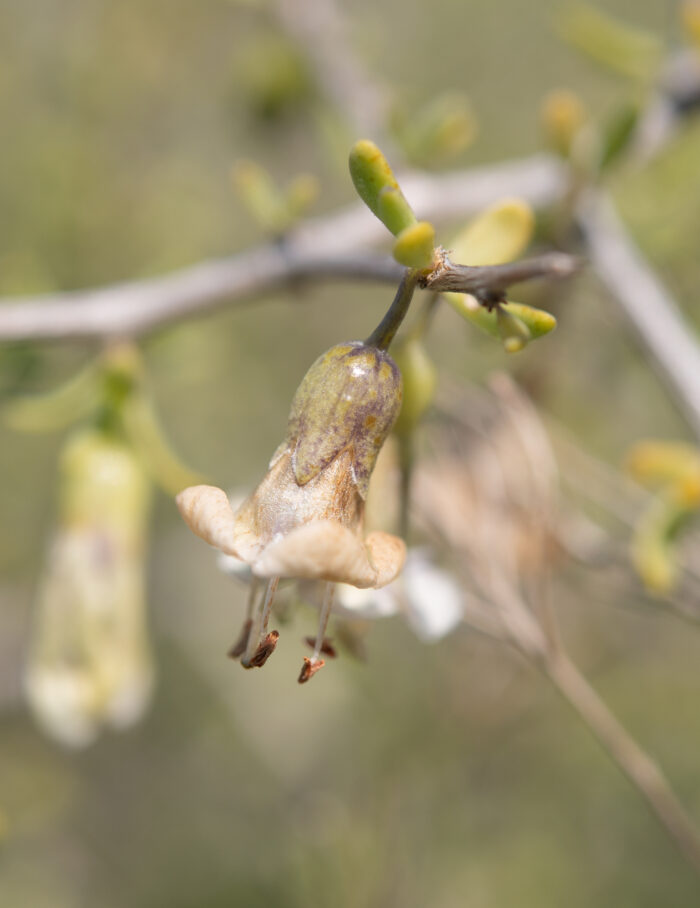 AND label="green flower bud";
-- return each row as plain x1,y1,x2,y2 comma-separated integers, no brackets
286,342,403,499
